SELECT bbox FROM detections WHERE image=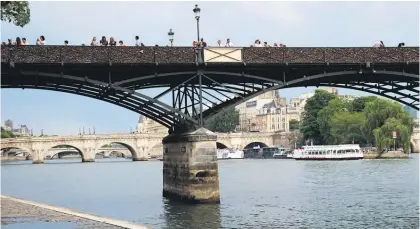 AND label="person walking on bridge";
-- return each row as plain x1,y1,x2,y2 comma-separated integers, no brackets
225,38,234,47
